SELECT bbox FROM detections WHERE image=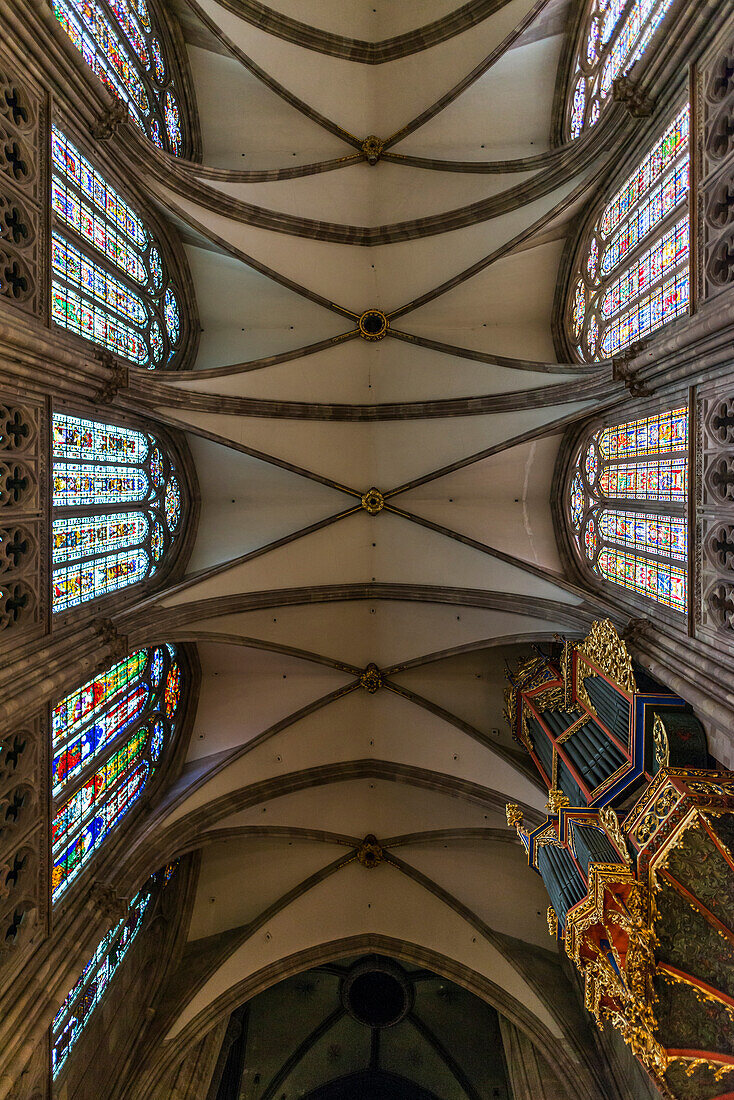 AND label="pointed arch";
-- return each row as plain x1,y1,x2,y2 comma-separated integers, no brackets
50,125,197,370
557,402,689,615
51,648,189,904
564,0,683,139
563,102,690,361
51,0,196,157
51,411,196,614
